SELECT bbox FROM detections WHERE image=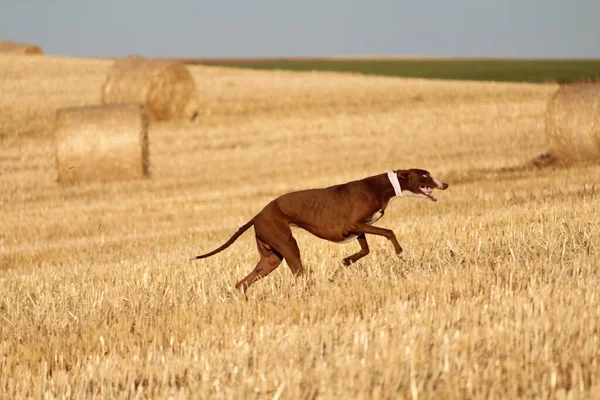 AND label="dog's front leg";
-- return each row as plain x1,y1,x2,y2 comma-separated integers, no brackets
349,223,405,260
342,234,370,266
